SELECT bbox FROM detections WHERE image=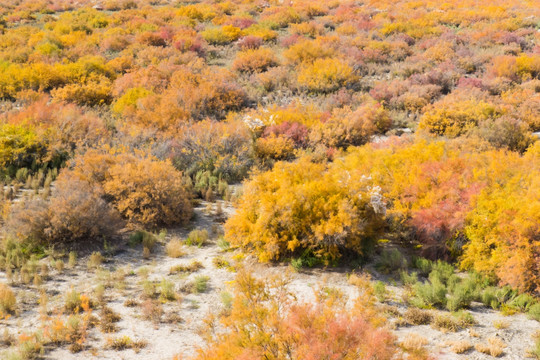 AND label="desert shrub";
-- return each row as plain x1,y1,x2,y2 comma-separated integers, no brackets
400,271,419,286
185,229,209,247
473,117,536,153
170,120,254,183
166,238,185,258
412,257,433,276
0,123,46,176
169,260,204,274
236,35,262,50
297,58,357,93
461,144,540,292
103,157,192,228
52,76,113,106
403,307,432,325
376,248,407,274
411,278,447,309
255,134,296,164
232,48,279,73
431,313,460,332
419,98,499,137
309,103,392,149
284,39,333,64
475,337,506,357
201,25,241,45
225,157,386,262
509,293,536,312
195,270,398,360
193,275,210,293
5,173,122,246
528,303,540,321
0,283,16,315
